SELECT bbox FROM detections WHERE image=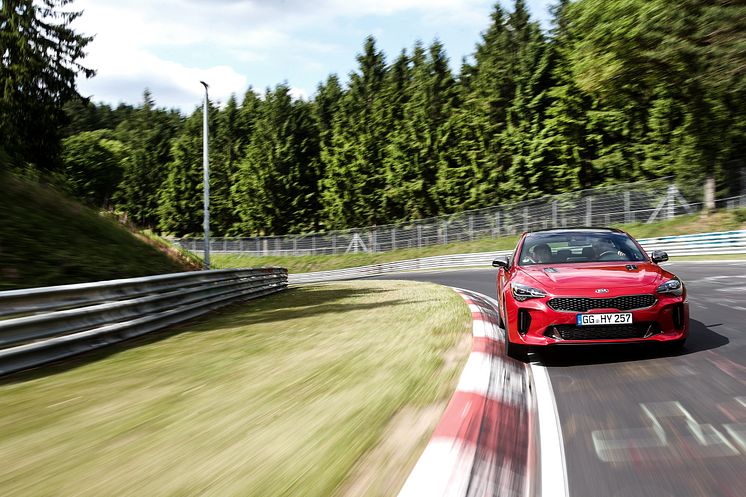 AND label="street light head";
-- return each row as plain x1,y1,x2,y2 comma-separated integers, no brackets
200,80,209,89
